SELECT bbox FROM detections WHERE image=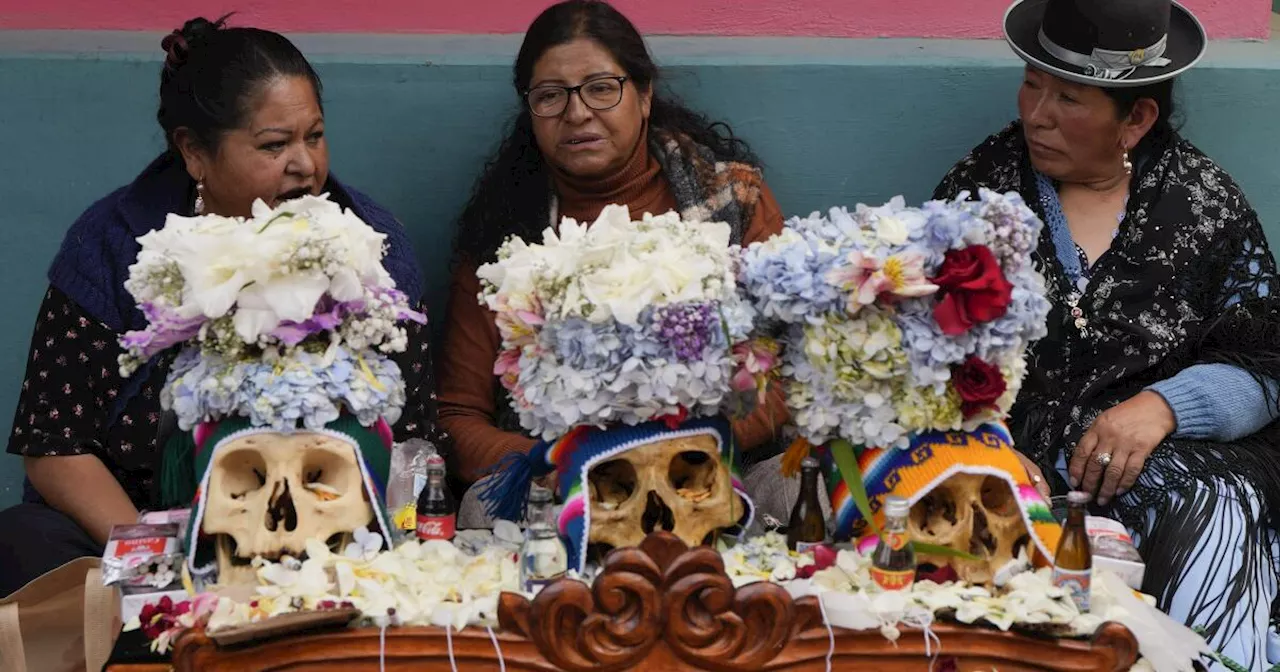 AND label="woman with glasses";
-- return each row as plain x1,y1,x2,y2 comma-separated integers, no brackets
442,0,788,521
